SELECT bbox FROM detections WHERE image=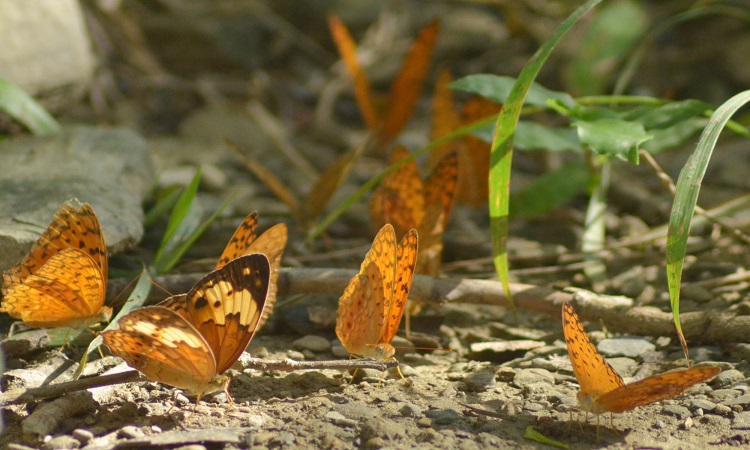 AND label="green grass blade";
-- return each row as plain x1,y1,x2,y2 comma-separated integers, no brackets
75,267,154,378
666,89,750,363
0,79,60,135
489,0,604,317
